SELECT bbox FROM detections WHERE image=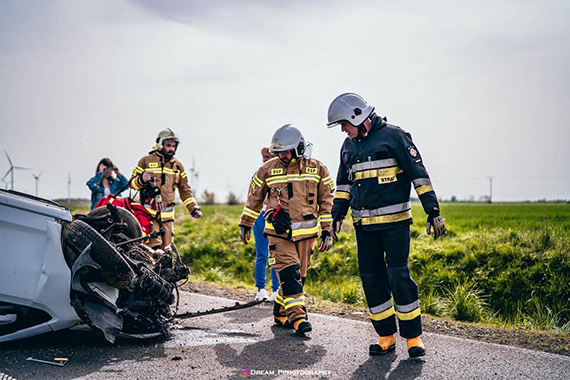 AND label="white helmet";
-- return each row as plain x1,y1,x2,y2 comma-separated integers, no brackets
327,93,375,128
155,128,180,148
269,124,306,158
